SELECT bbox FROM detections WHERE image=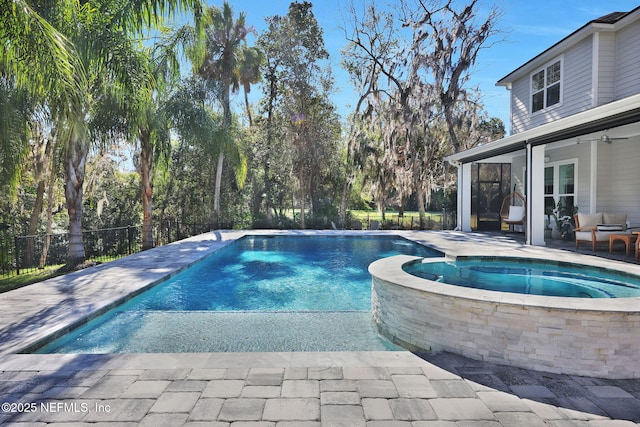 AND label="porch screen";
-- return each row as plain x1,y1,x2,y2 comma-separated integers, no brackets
471,163,512,231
